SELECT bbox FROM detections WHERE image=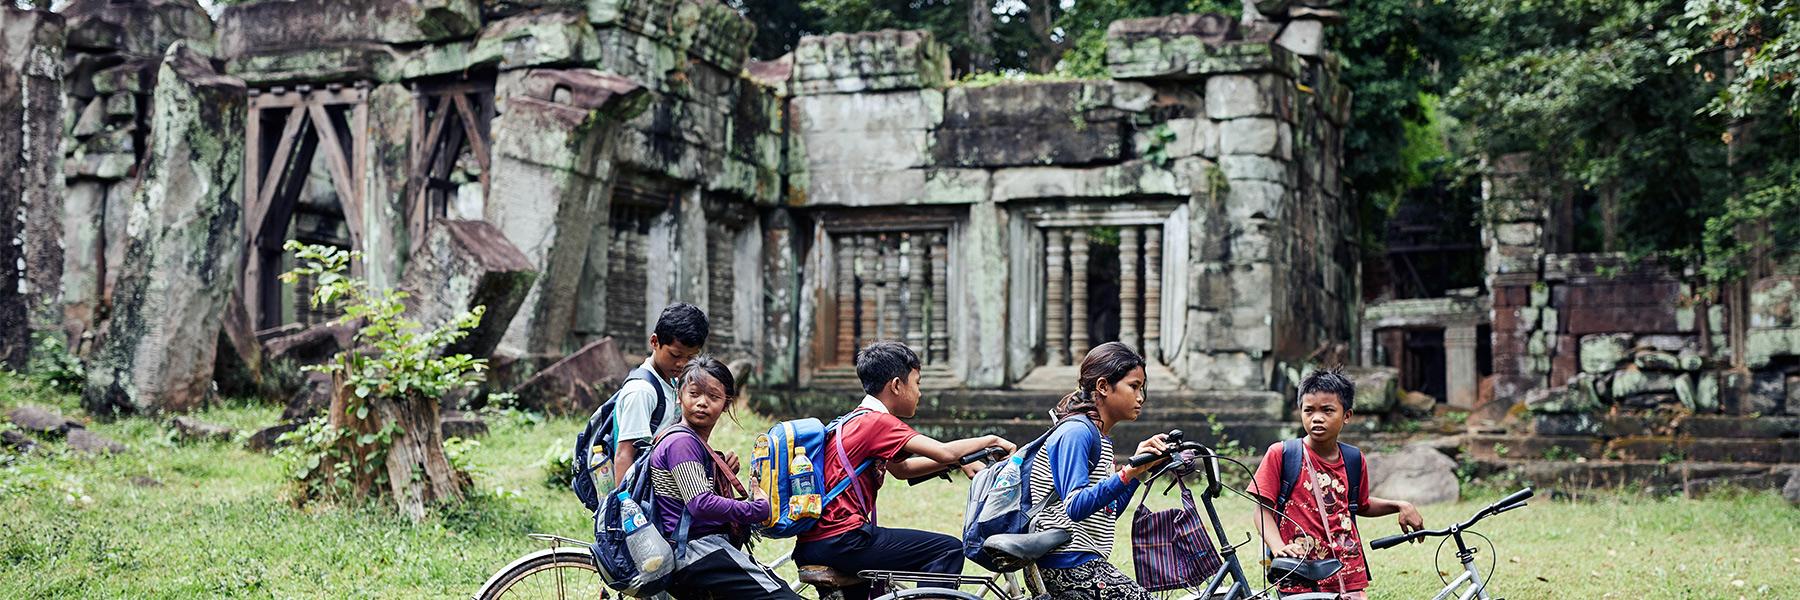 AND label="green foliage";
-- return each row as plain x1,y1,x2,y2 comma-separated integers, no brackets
1143,122,1178,167
1543,445,1582,462
1670,0,1800,120
26,334,84,393
540,439,575,490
